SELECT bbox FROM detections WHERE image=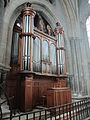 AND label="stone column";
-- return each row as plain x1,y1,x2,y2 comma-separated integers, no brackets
80,22,90,95
0,1,4,64
69,38,80,95
70,35,90,96
0,72,2,96
74,38,87,96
